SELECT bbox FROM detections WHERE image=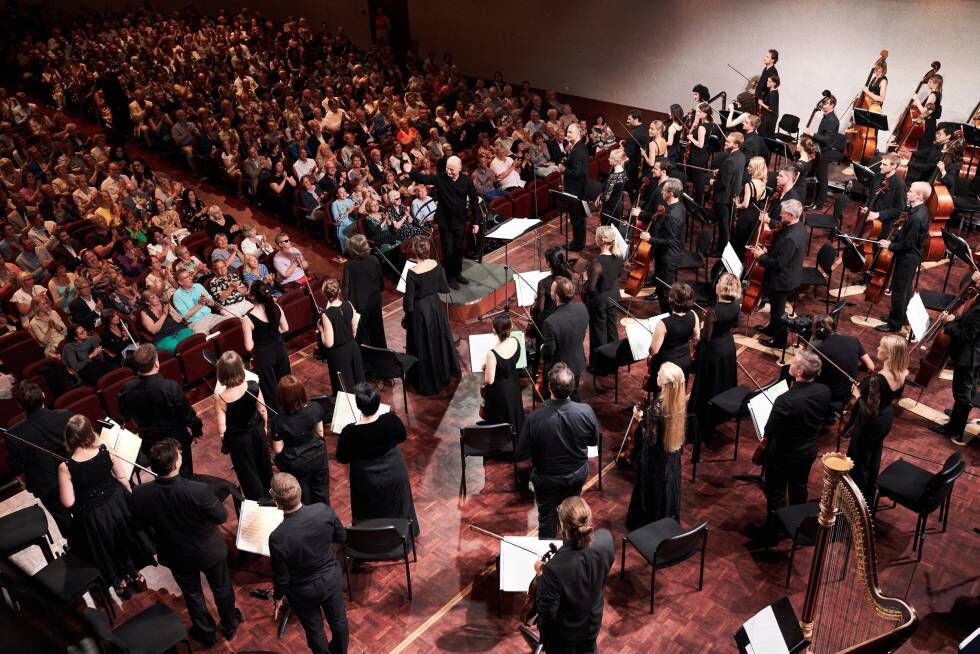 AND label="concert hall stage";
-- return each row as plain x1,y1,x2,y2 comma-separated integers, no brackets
445,260,514,323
